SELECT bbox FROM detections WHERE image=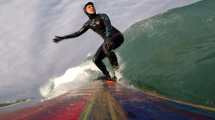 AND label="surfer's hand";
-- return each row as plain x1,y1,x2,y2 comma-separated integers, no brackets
53,36,64,43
